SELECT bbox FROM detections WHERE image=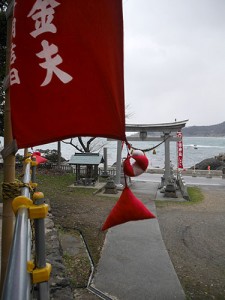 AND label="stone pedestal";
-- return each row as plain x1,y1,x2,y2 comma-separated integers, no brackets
206,172,212,178
104,179,118,194
164,183,177,198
